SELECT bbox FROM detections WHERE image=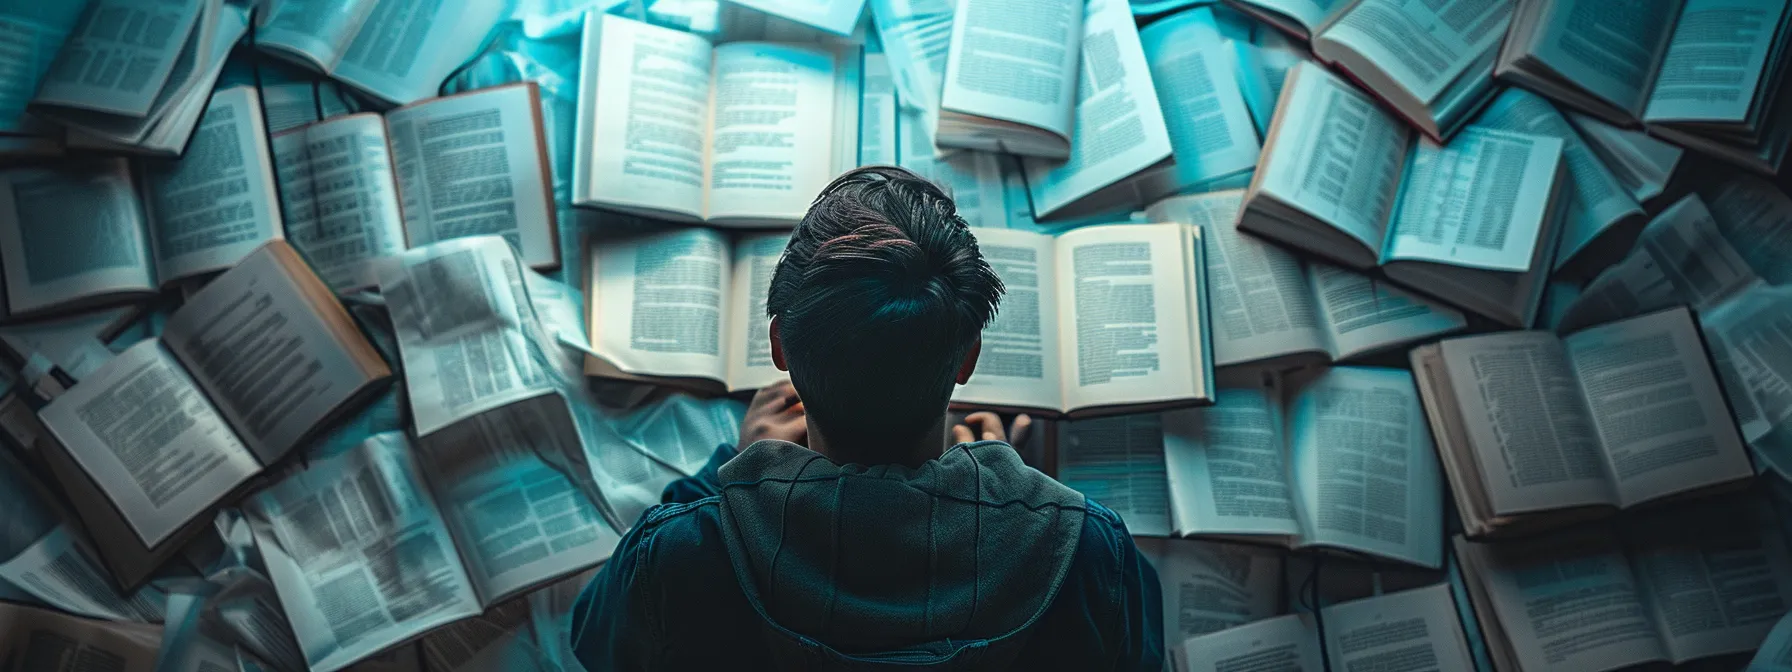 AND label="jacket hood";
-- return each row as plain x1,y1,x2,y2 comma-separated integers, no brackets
715,440,1088,667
